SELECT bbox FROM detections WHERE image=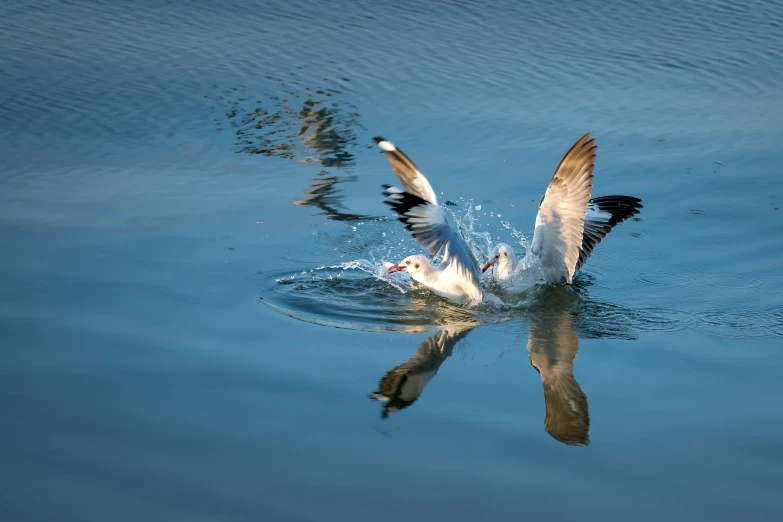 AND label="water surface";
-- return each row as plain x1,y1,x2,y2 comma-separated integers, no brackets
2,1,783,521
